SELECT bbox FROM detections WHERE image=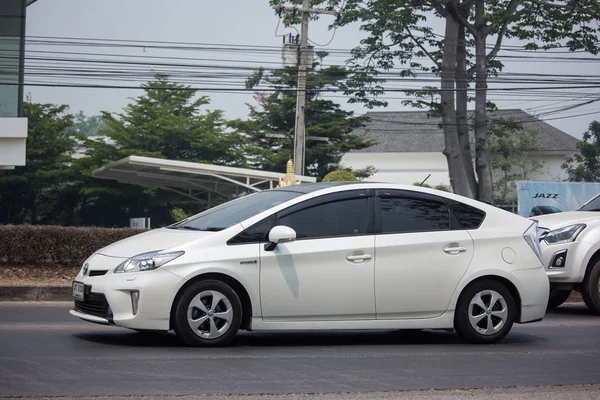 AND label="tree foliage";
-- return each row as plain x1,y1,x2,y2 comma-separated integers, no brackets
73,111,109,137
230,58,373,179
563,121,600,182
322,169,359,182
0,103,78,225
488,122,543,204
270,0,600,202
75,75,246,227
